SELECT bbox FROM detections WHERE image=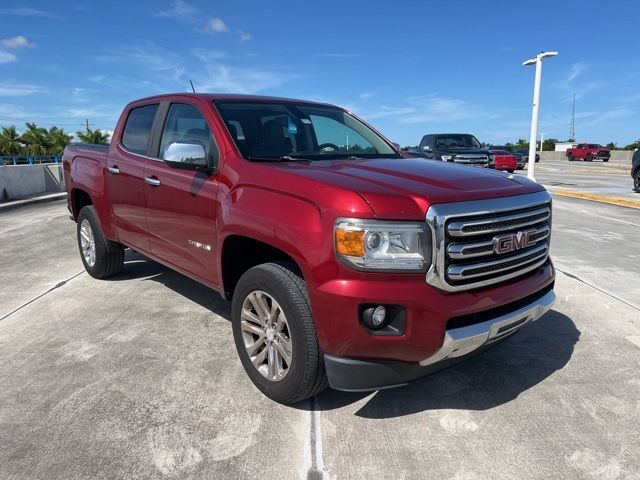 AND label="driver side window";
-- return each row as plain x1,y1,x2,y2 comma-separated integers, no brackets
159,103,213,160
